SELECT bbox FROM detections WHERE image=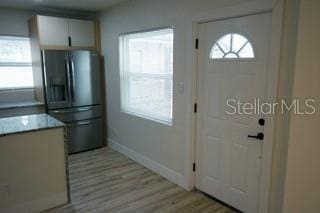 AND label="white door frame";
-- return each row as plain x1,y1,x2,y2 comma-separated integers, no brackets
184,1,284,212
